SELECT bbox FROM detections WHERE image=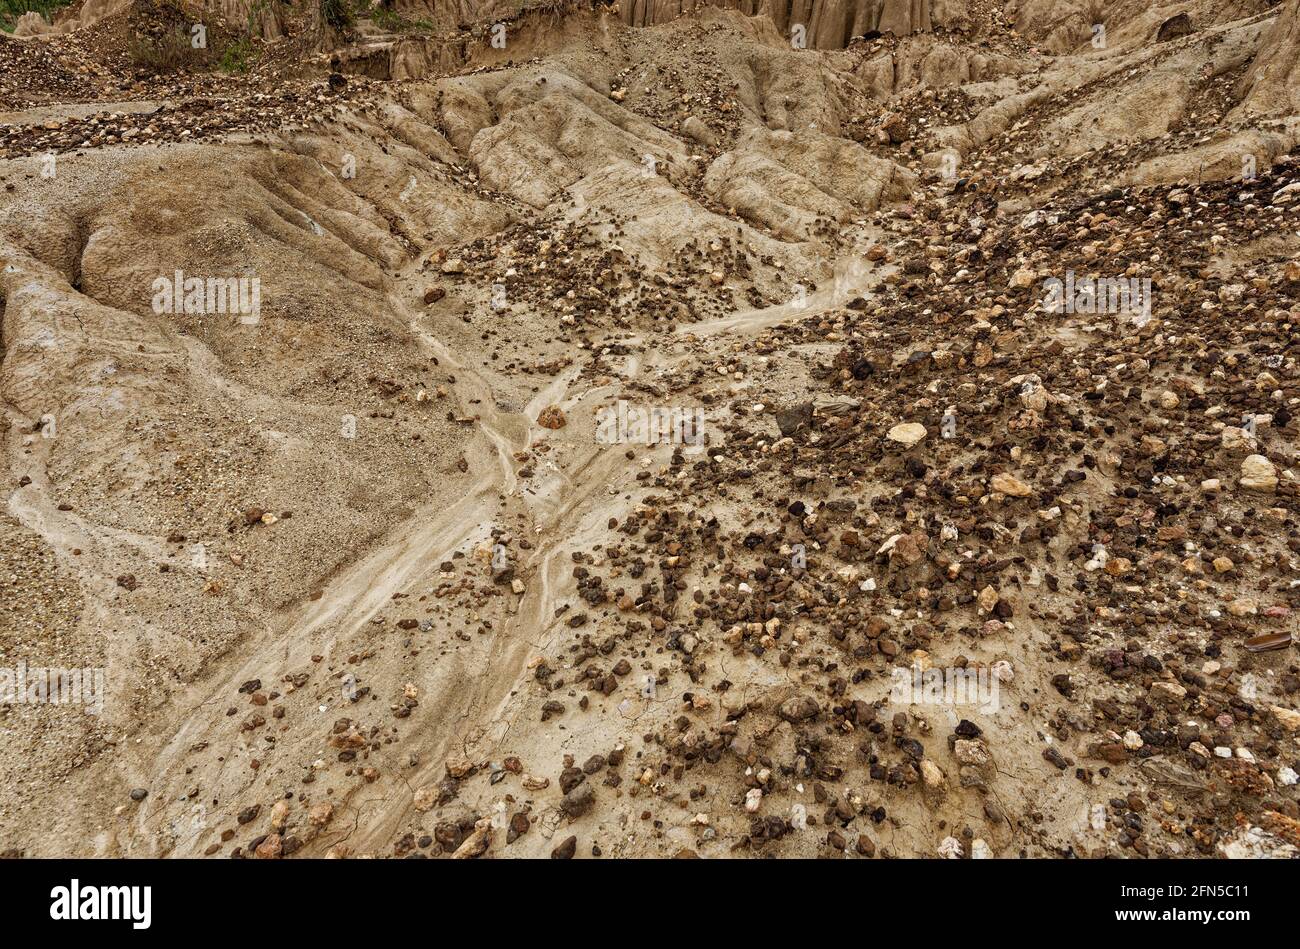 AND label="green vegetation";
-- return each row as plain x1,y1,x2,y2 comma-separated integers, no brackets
369,4,401,31
320,0,353,31
218,37,255,73
0,0,73,33
126,28,194,72
360,2,433,33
